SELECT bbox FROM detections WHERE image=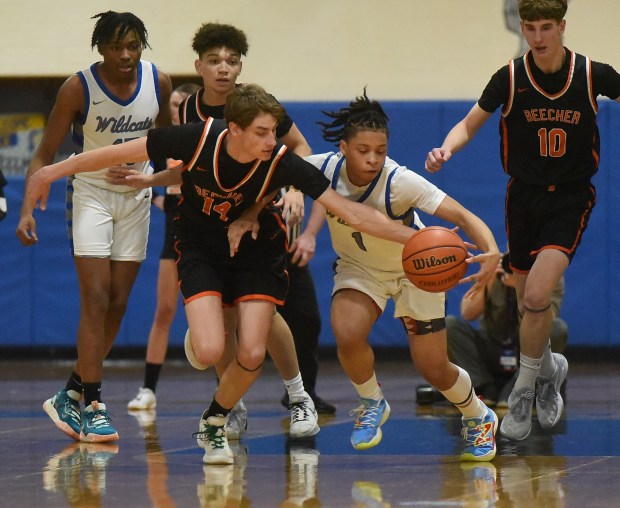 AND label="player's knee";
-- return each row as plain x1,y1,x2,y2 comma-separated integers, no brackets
236,348,266,372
